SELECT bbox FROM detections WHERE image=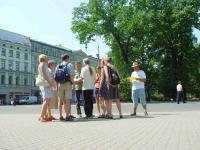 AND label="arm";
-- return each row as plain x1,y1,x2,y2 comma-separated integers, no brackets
104,66,109,82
